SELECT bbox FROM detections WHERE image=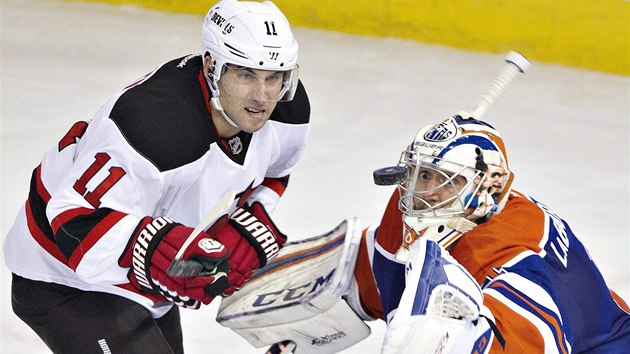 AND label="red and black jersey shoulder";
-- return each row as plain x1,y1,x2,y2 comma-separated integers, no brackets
109,55,217,172
109,55,310,171
269,79,310,125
